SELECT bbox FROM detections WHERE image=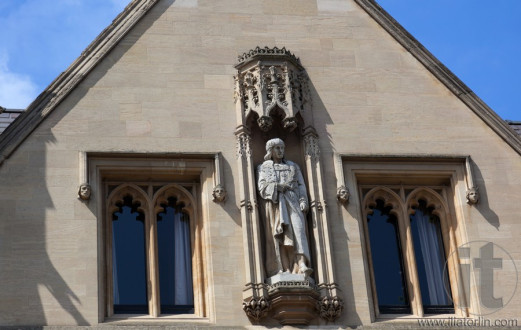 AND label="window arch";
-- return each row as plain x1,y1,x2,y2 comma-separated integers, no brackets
362,186,463,317
106,183,200,317
363,188,410,314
